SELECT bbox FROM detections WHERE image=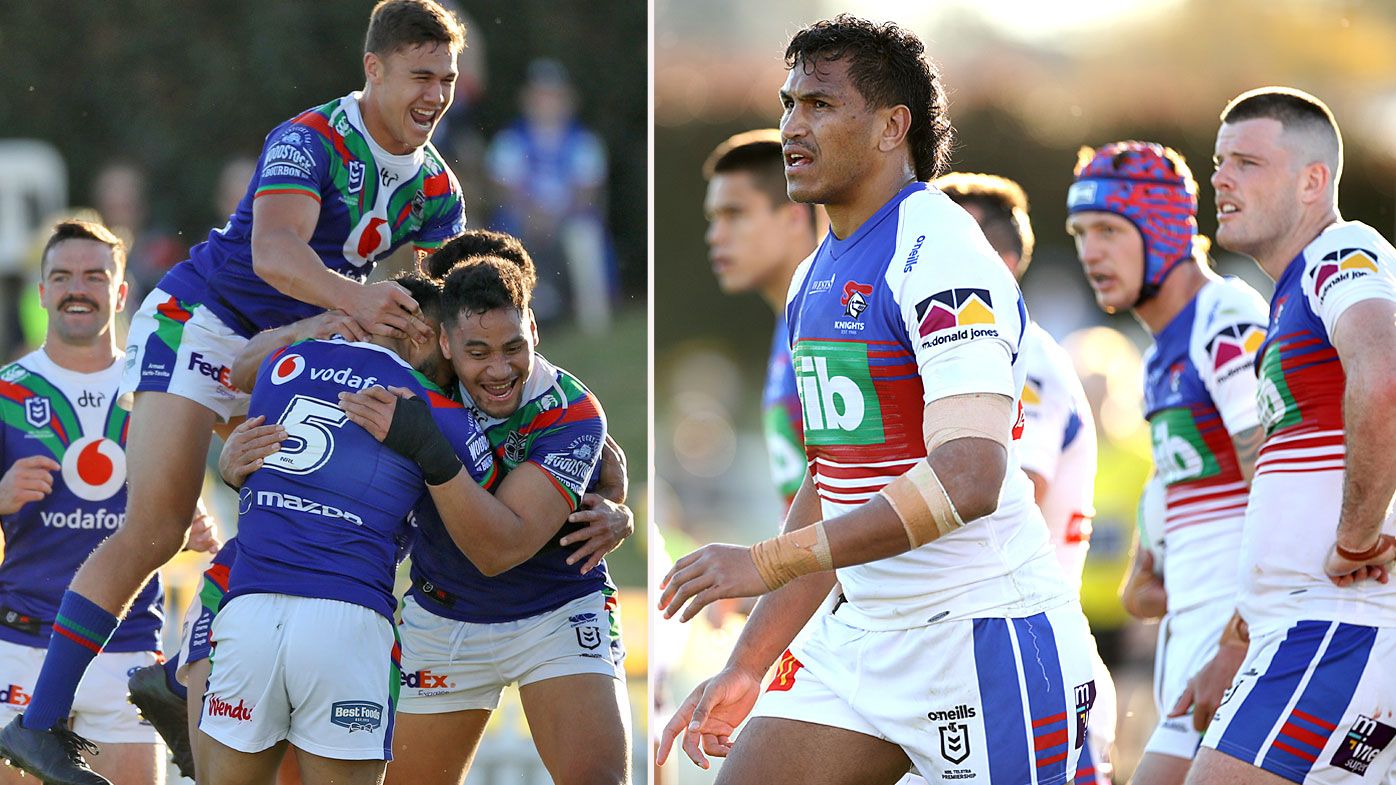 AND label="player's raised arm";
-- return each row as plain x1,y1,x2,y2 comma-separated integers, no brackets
229,310,364,392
